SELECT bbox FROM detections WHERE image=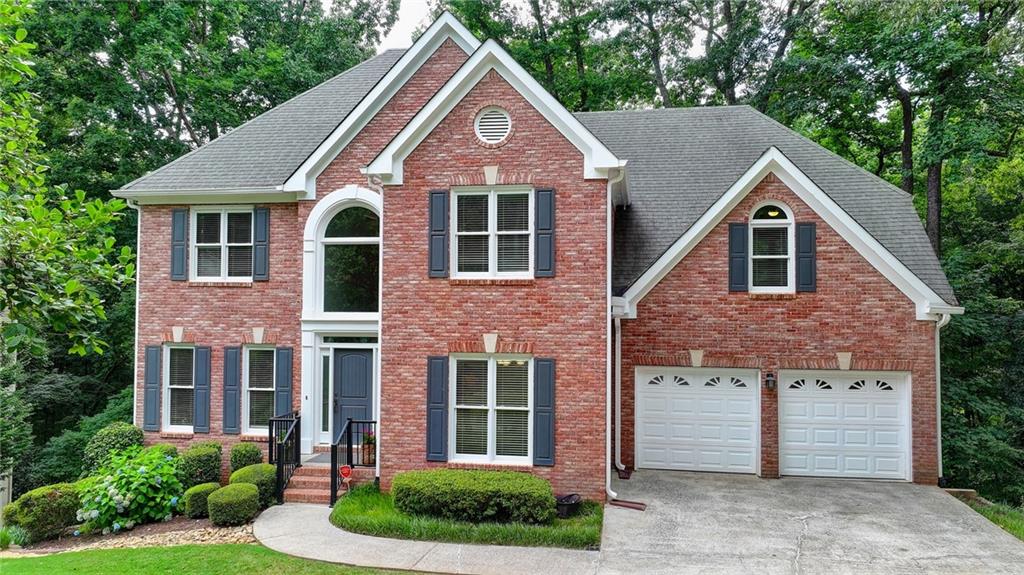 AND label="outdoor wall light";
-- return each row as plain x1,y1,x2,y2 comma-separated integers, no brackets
765,372,777,390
